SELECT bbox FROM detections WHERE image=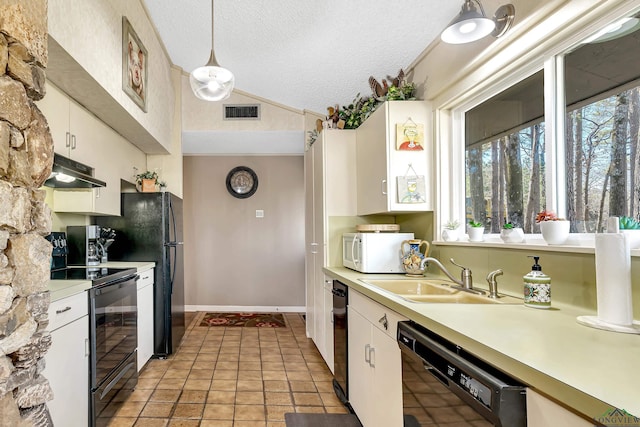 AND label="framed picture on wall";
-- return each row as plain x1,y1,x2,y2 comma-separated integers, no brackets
122,16,148,112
